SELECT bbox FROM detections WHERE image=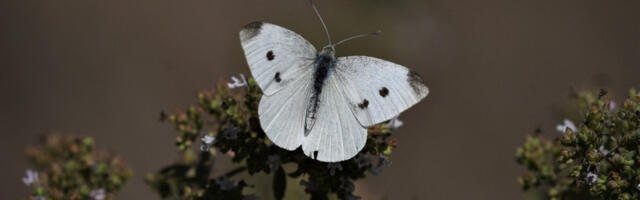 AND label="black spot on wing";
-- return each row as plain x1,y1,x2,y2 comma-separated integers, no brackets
407,70,427,96
274,72,281,82
379,87,389,97
240,21,263,41
267,51,274,61
357,99,369,109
